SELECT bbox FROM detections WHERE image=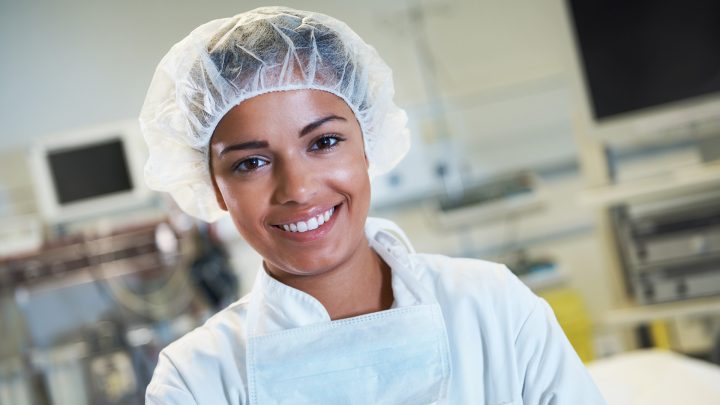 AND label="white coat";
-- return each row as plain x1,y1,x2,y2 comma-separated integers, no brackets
146,217,605,404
